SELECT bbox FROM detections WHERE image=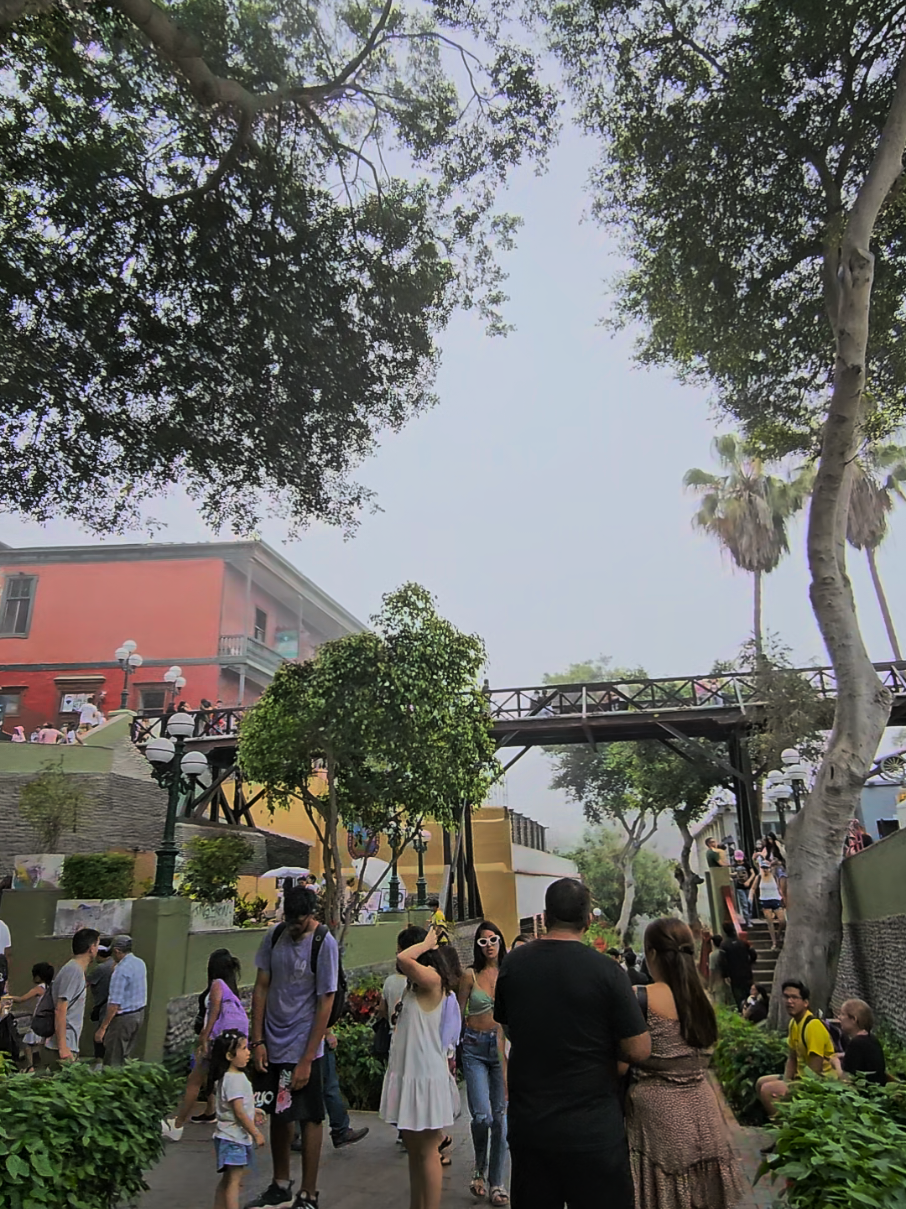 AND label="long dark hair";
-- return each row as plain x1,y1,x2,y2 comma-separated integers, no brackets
472,920,507,972
207,948,240,996
209,1029,247,1090
763,834,784,863
644,917,717,1049
418,944,462,995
